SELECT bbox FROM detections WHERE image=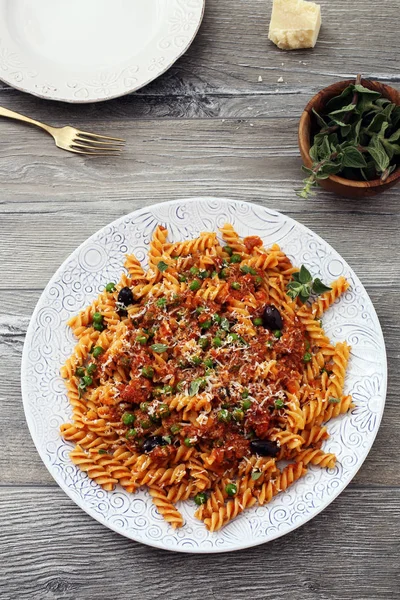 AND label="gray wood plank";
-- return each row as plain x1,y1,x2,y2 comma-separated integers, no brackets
0,487,399,600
